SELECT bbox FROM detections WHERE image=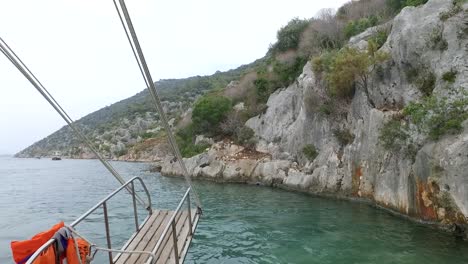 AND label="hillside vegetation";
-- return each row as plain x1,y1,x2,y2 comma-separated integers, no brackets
16,60,262,159
18,0,467,162
174,0,442,157
161,0,468,231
